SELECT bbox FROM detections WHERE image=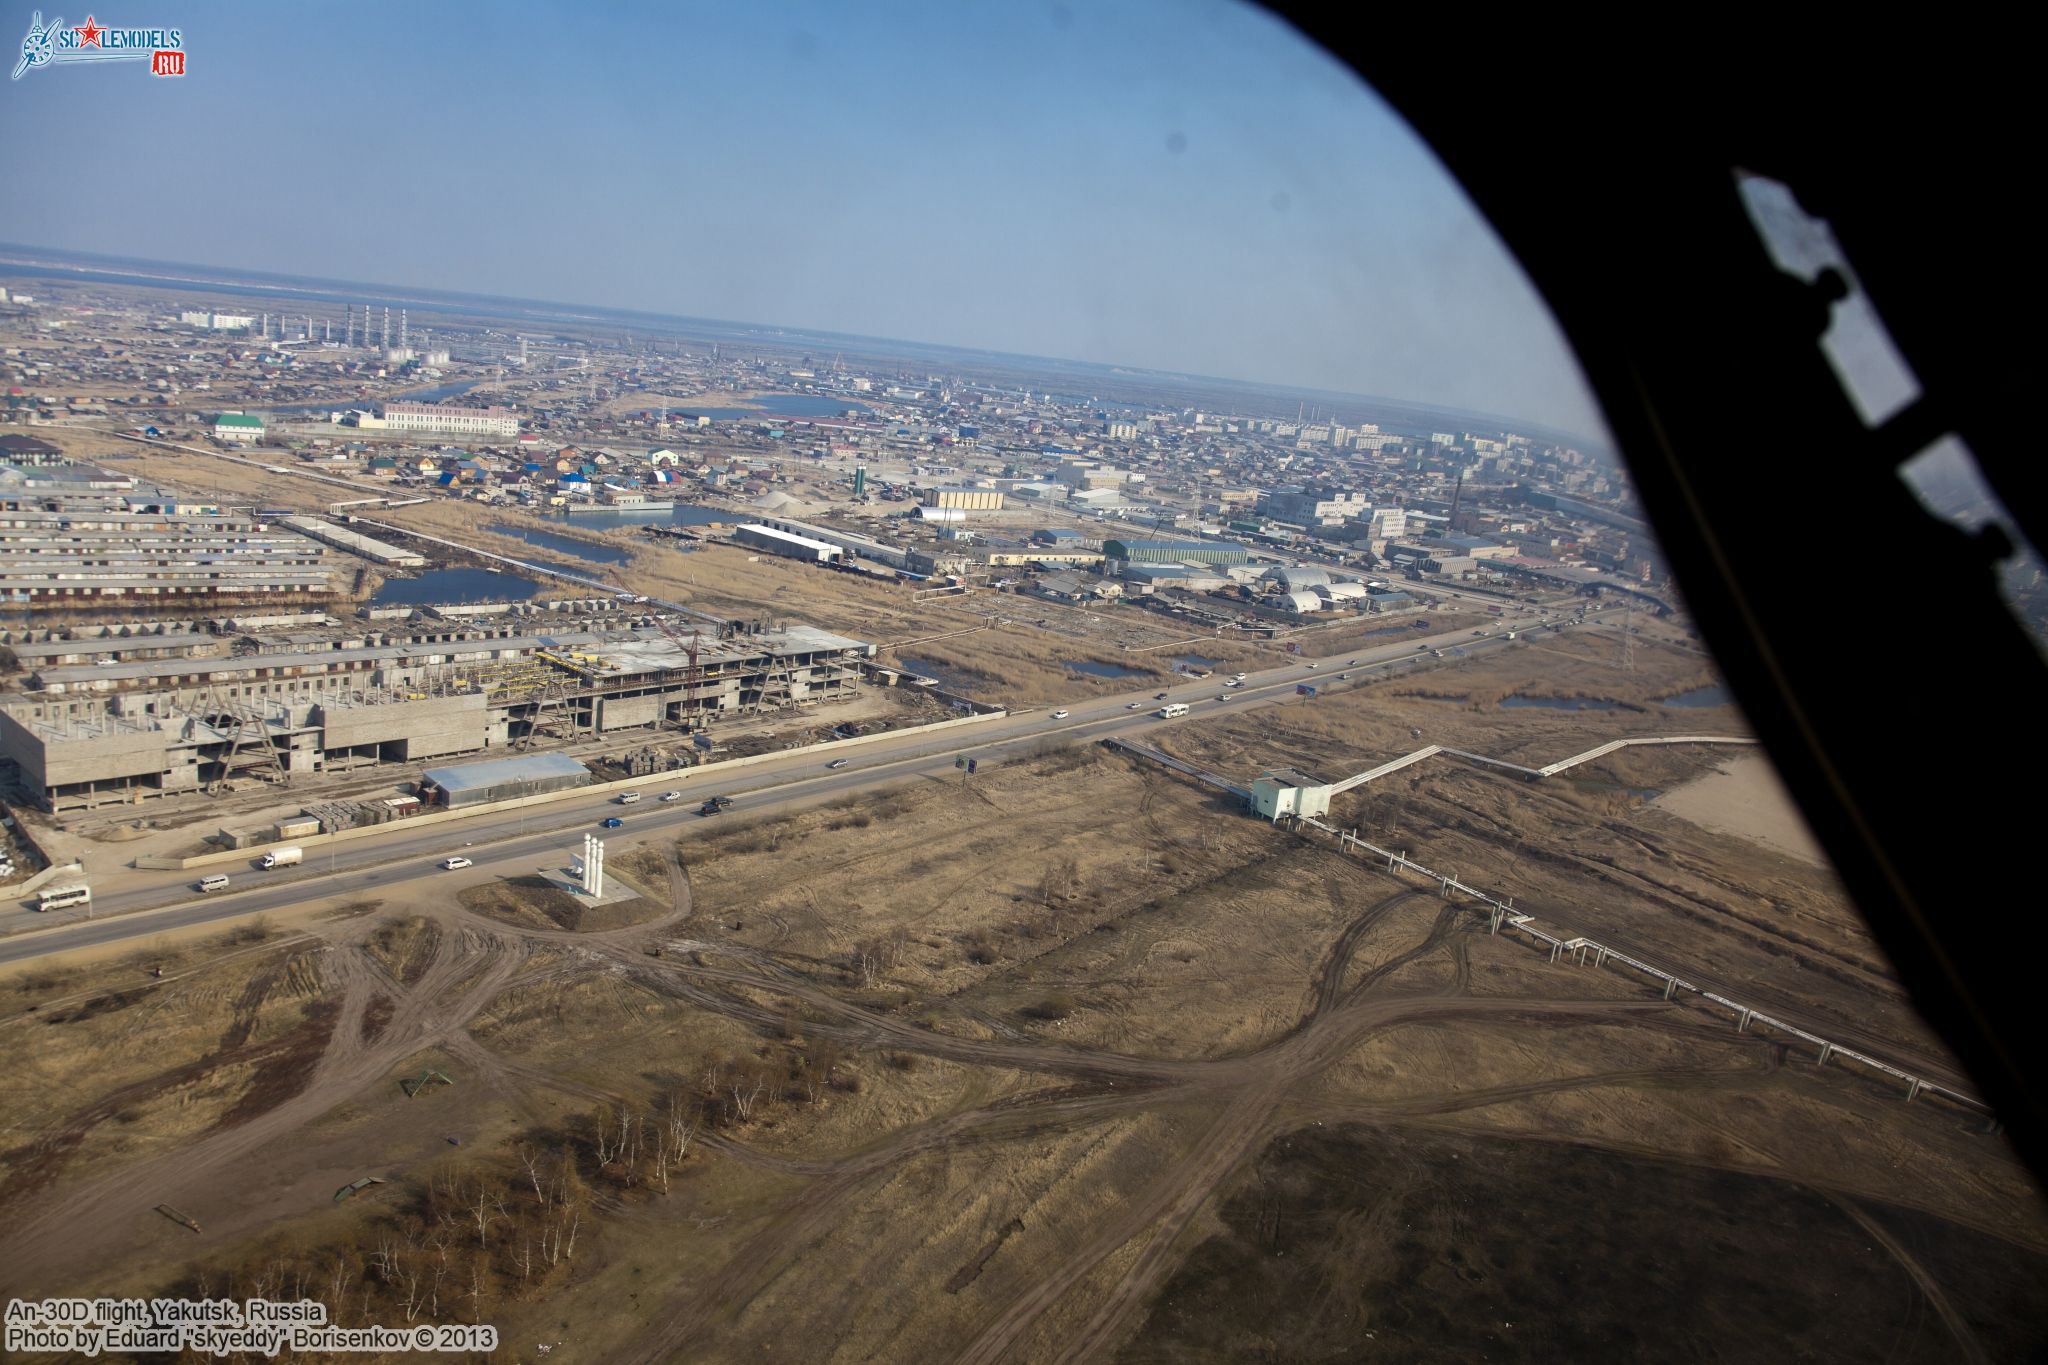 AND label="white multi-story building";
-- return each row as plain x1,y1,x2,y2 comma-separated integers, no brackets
380,401,520,439
180,311,255,331
1258,489,1370,526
